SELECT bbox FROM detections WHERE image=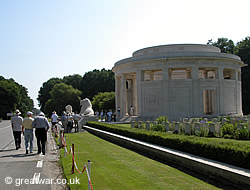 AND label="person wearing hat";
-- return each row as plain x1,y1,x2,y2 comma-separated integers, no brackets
11,109,23,150
32,112,50,155
22,111,34,154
